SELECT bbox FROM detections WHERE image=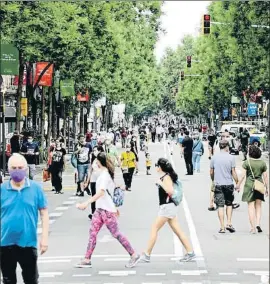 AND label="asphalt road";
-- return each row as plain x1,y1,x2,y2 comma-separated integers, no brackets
16,141,269,284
